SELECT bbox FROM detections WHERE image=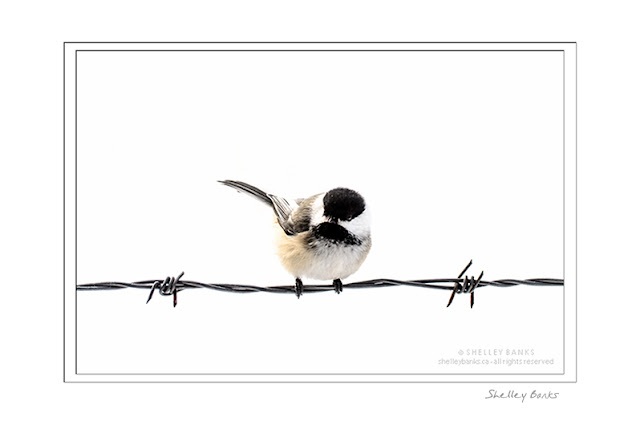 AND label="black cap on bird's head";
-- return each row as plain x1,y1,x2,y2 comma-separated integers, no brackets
323,188,366,222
